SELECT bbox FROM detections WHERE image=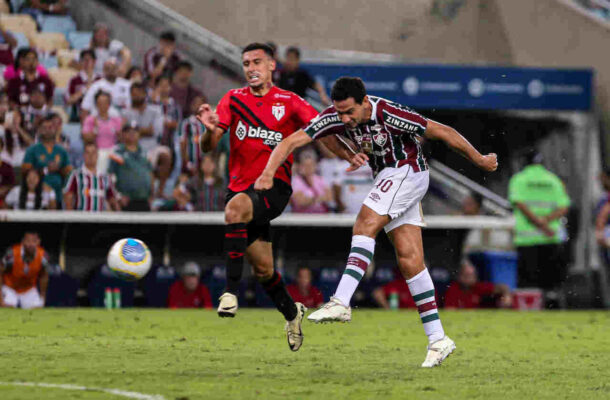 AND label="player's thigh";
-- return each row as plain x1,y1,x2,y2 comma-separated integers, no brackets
19,287,44,309
387,224,425,279
1,285,18,308
224,192,254,223
246,238,274,279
